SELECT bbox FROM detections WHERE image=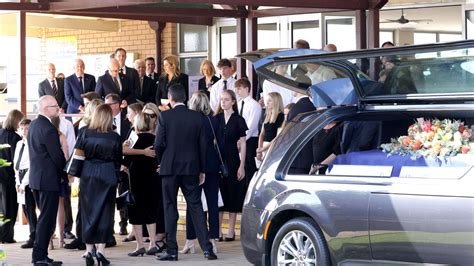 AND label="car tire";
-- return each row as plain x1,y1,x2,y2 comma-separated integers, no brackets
271,217,330,266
